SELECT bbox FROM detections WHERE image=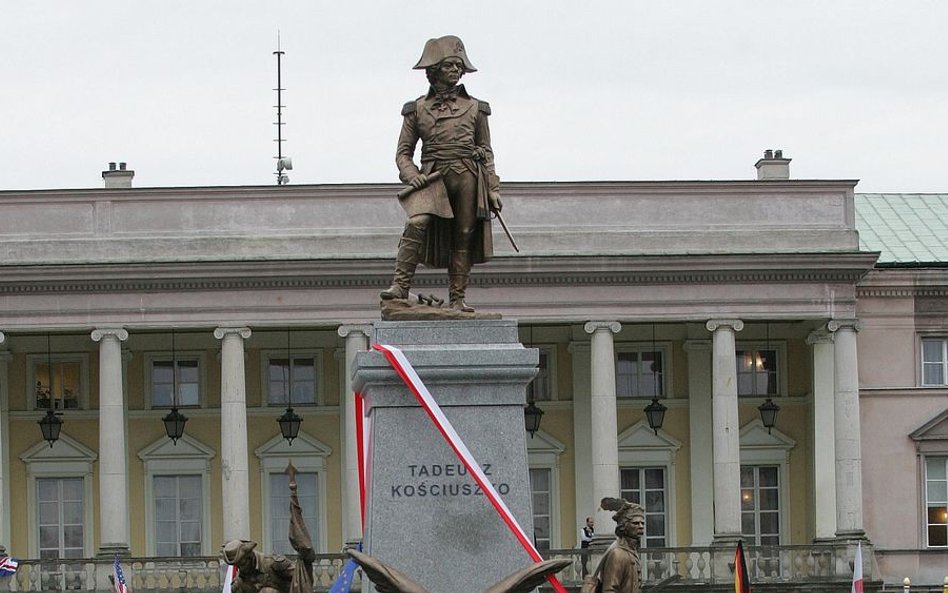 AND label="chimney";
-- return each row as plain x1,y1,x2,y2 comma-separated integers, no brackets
754,149,791,180
102,161,135,188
